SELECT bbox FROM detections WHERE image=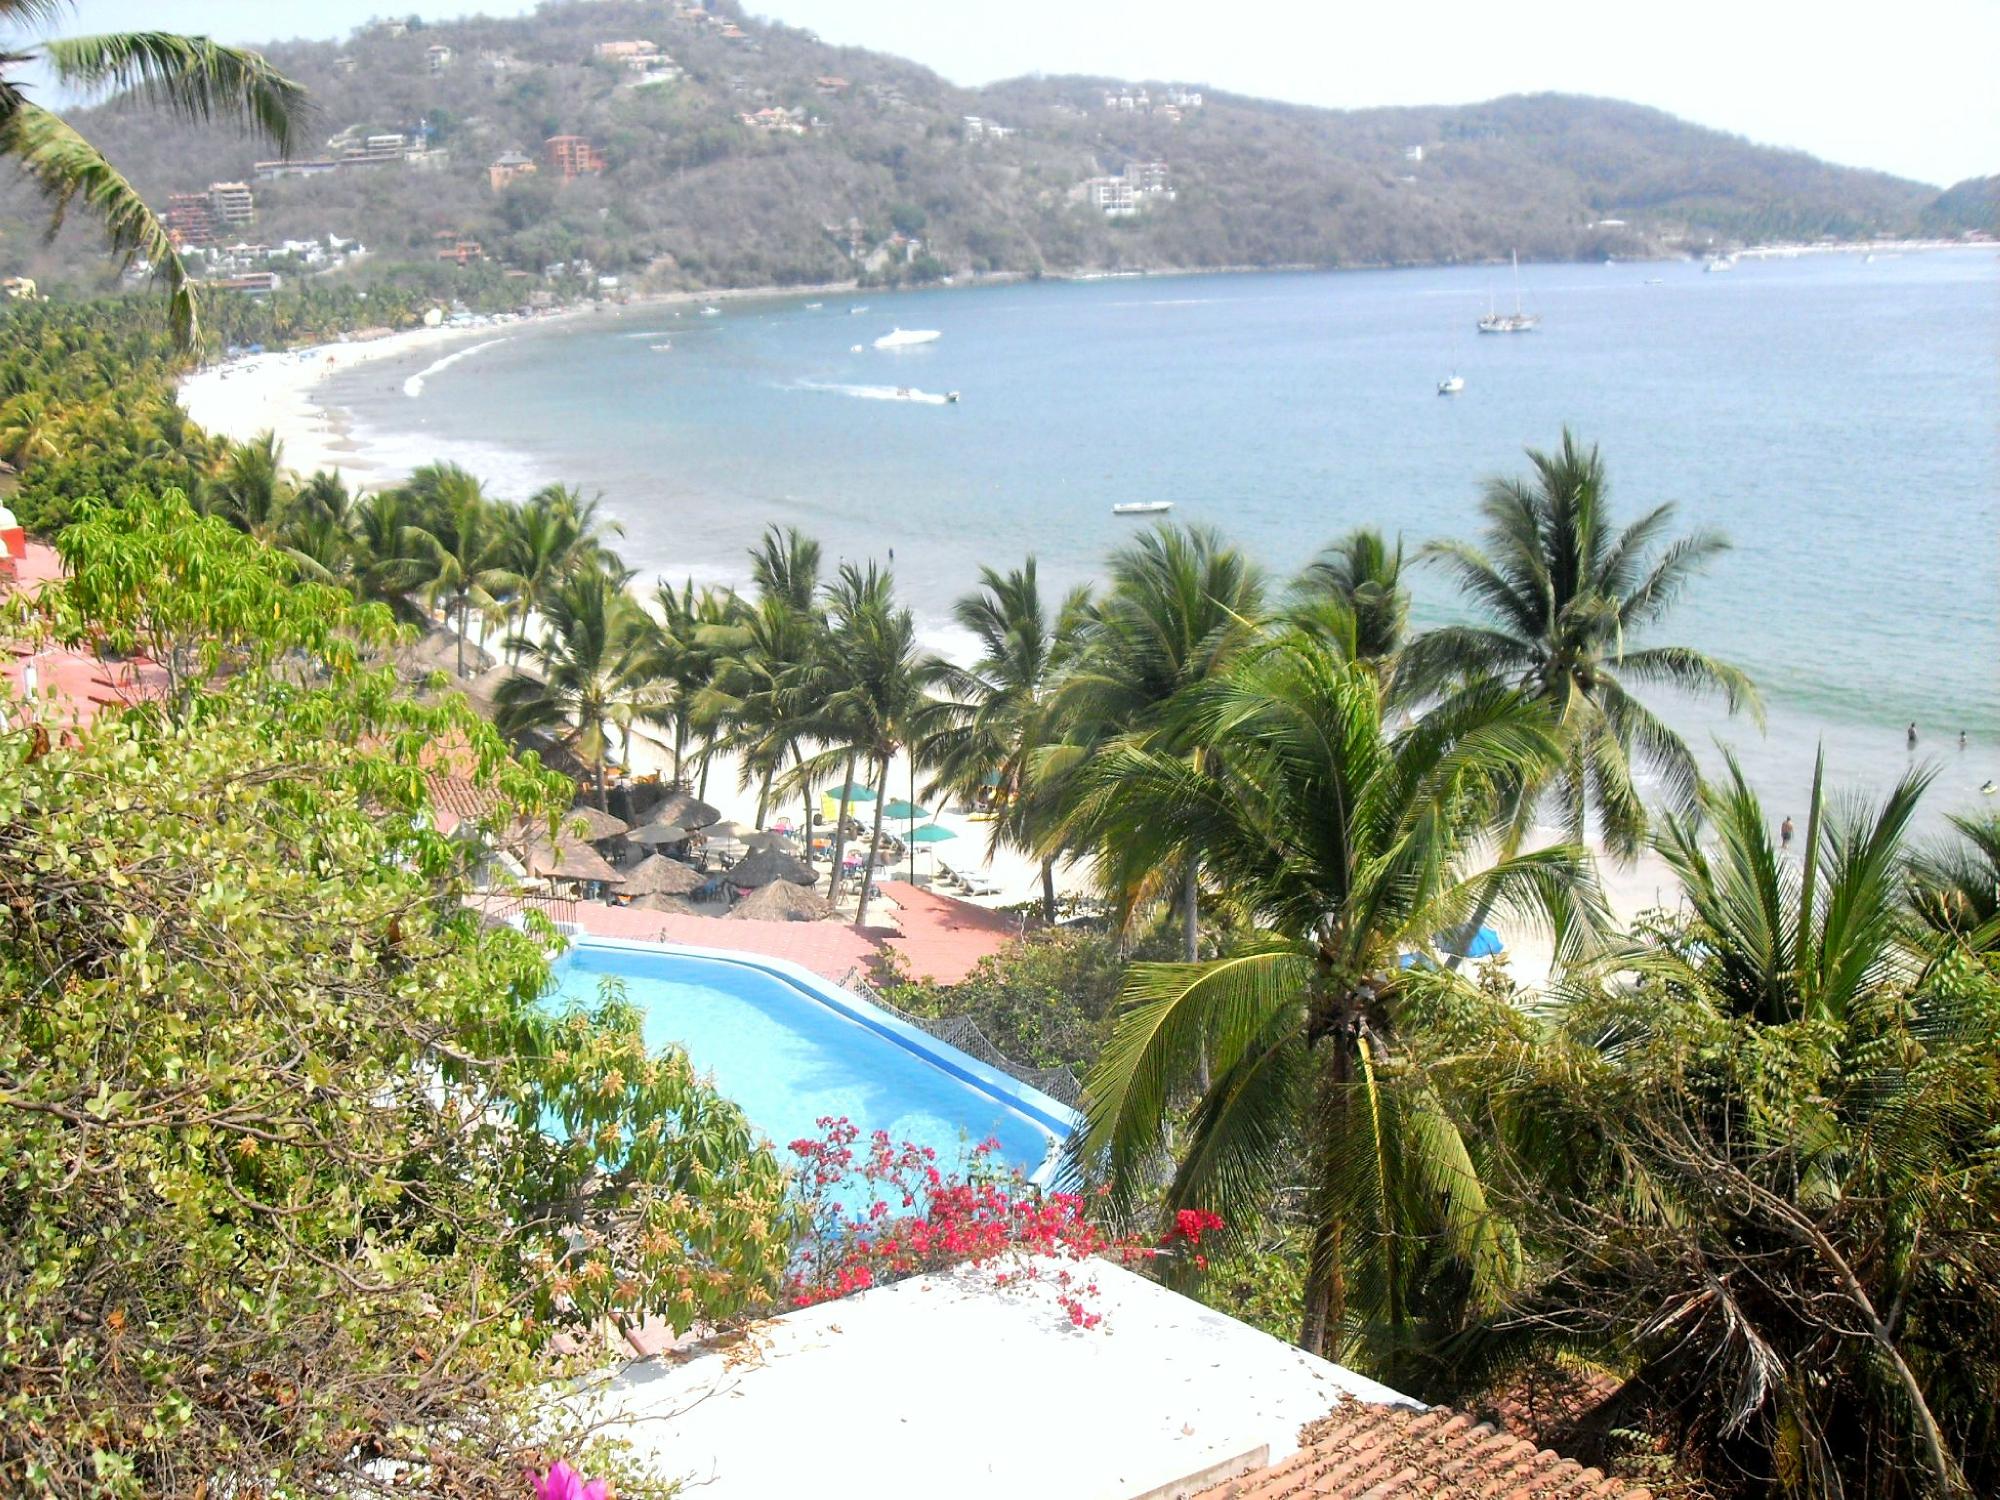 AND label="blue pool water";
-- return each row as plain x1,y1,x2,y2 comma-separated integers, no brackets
546,941,1071,1181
